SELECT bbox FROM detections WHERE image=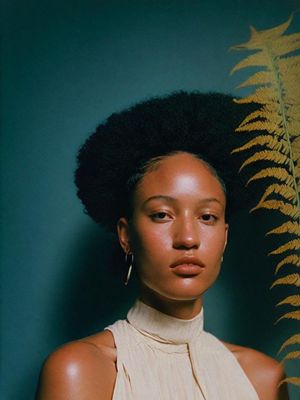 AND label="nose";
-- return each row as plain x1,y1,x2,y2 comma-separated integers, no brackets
172,217,200,250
